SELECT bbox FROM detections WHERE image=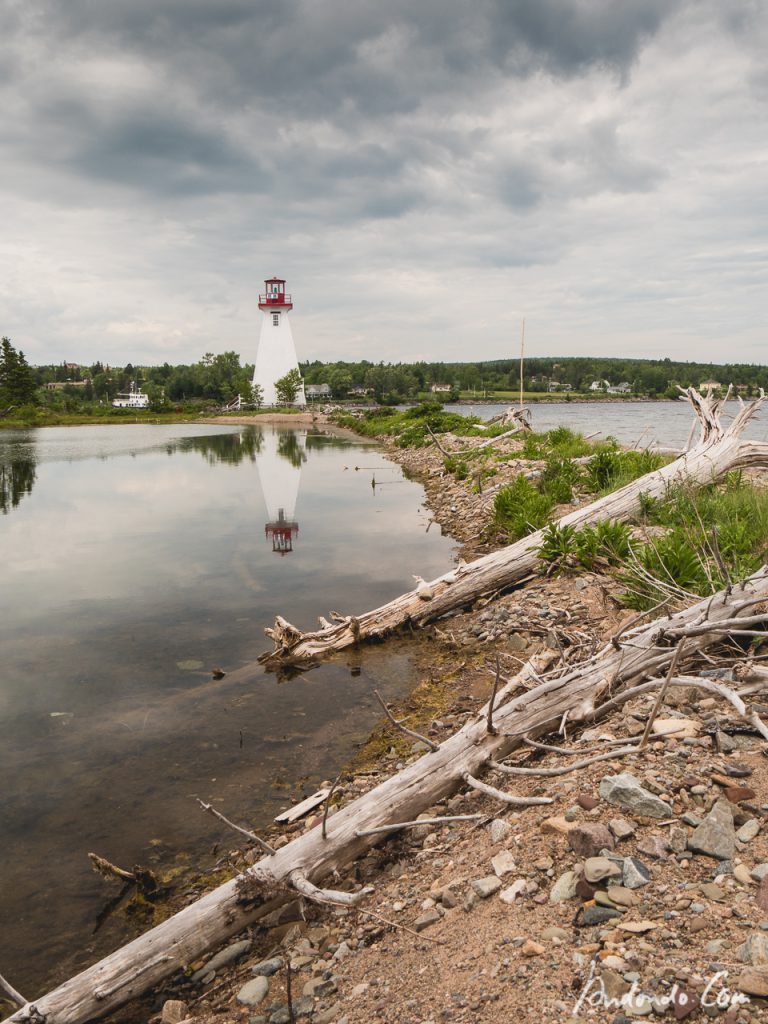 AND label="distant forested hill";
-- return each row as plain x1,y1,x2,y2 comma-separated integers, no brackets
300,356,768,402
